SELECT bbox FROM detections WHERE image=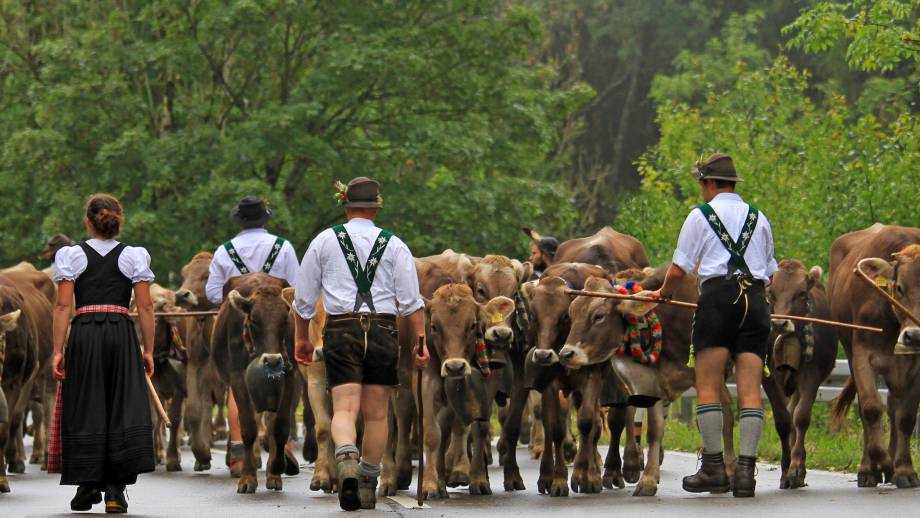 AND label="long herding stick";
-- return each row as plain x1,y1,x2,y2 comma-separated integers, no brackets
564,289,884,334
145,374,171,427
416,335,425,507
